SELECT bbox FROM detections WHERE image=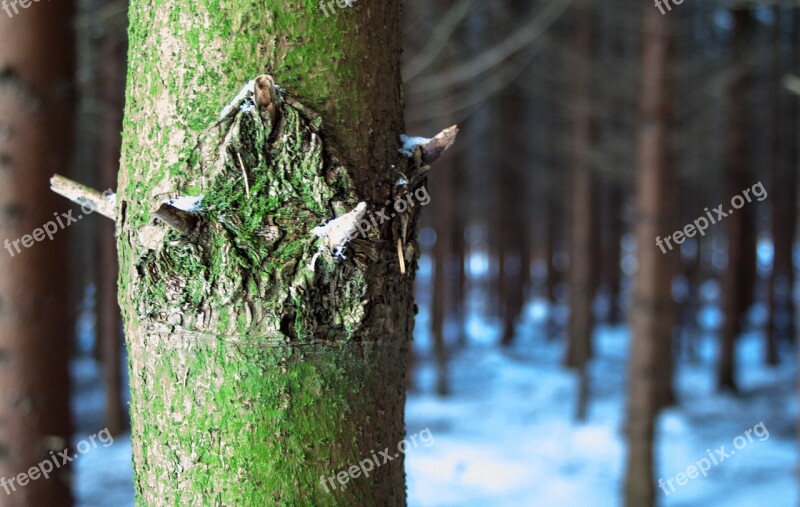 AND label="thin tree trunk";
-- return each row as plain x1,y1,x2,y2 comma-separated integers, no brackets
604,183,624,325
0,2,76,505
114,1,436,504
453,214,468,347
97,15,127,435
719,9,753,392
565,0,594,370
431,155,452,396
768,6,798,363
625,5,673,506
